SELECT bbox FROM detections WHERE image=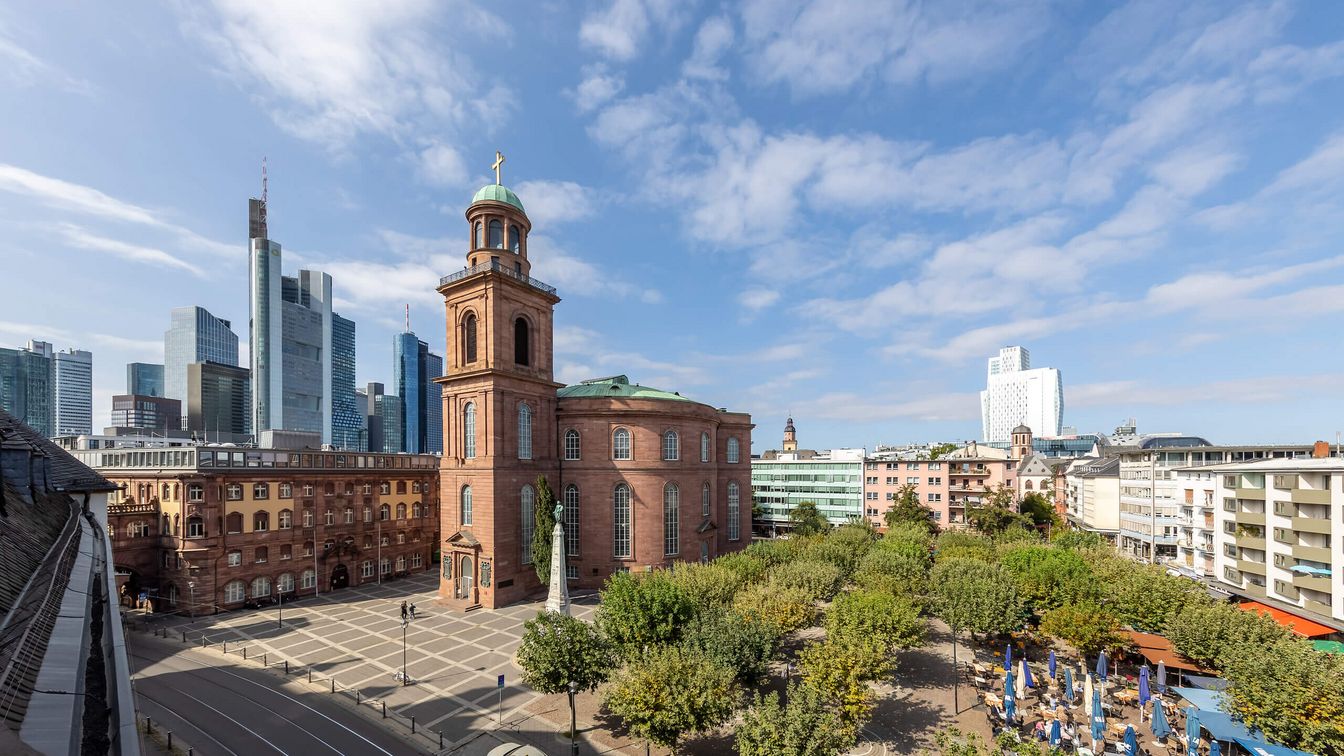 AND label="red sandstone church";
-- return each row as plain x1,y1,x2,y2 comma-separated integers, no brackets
436,161,754,610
